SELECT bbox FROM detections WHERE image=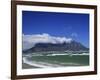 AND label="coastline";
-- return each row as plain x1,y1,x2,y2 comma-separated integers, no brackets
22,63,40,69
22,57,61,68
22,54,89,69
